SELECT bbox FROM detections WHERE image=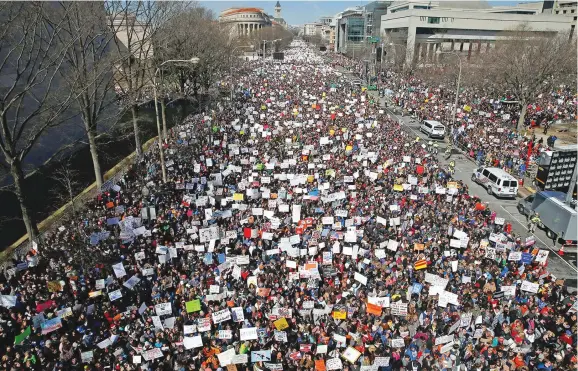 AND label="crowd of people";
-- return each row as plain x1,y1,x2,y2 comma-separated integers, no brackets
0,41,576,371
332,58,576,179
